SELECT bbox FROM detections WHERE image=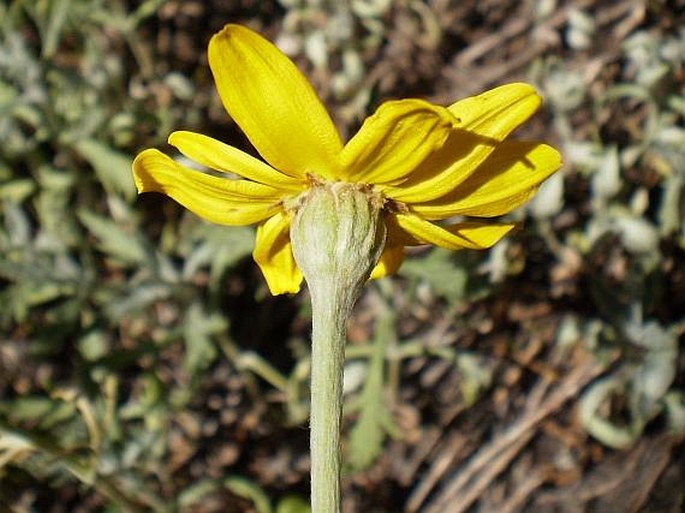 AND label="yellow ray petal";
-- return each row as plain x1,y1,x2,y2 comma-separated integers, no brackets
448,83,541,135
383,83,542,203
341,99,457,184
390,213,517,250
208,24,342,179
369,244,404,280
168,131,305,191
133,149,282,226
253,212,303,294
412,141,562,219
